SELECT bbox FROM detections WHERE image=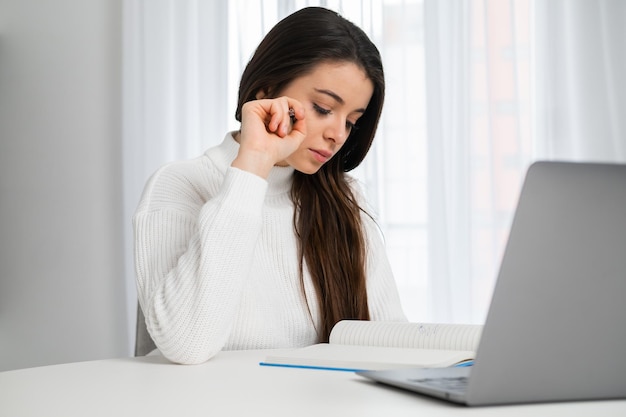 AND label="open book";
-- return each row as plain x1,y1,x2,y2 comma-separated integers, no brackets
260,320,483,372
